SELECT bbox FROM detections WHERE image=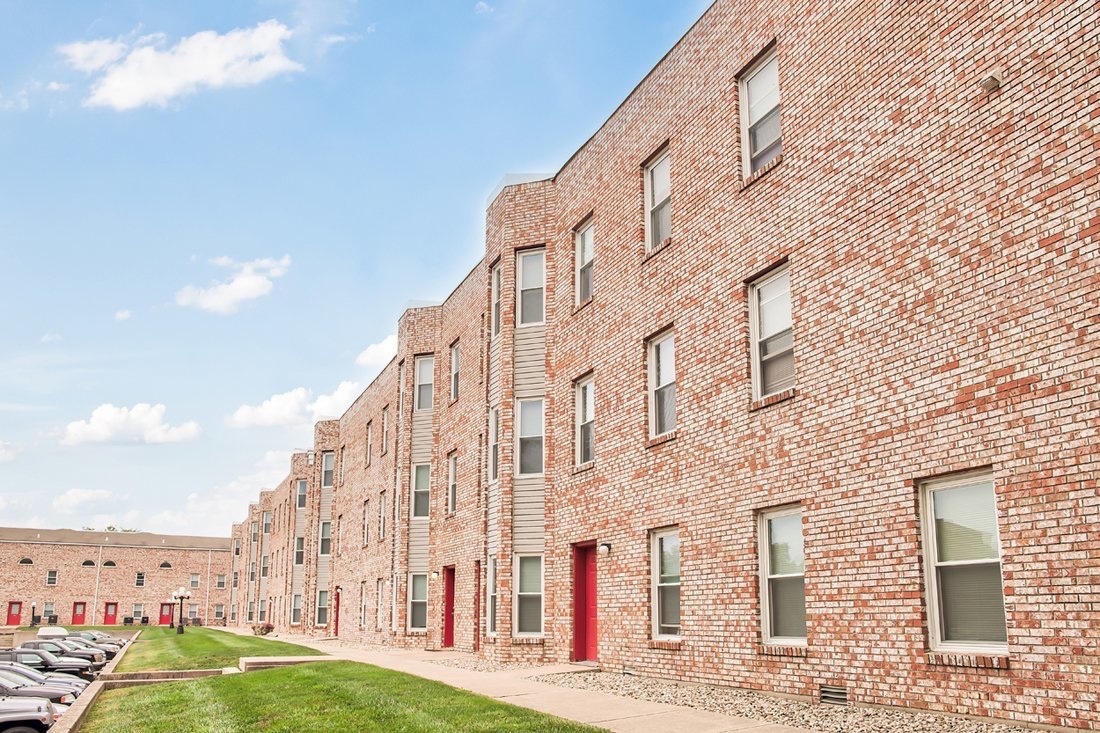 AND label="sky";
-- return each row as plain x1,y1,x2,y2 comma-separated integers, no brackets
0,0,711,537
